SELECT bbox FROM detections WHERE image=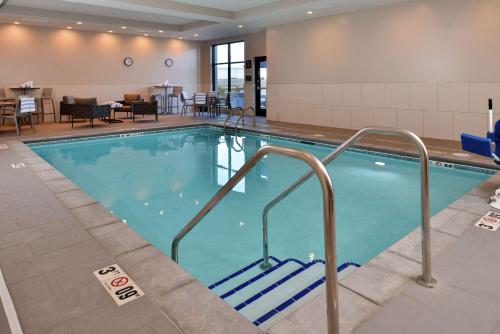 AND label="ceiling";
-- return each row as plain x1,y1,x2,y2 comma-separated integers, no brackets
0,0,414,41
